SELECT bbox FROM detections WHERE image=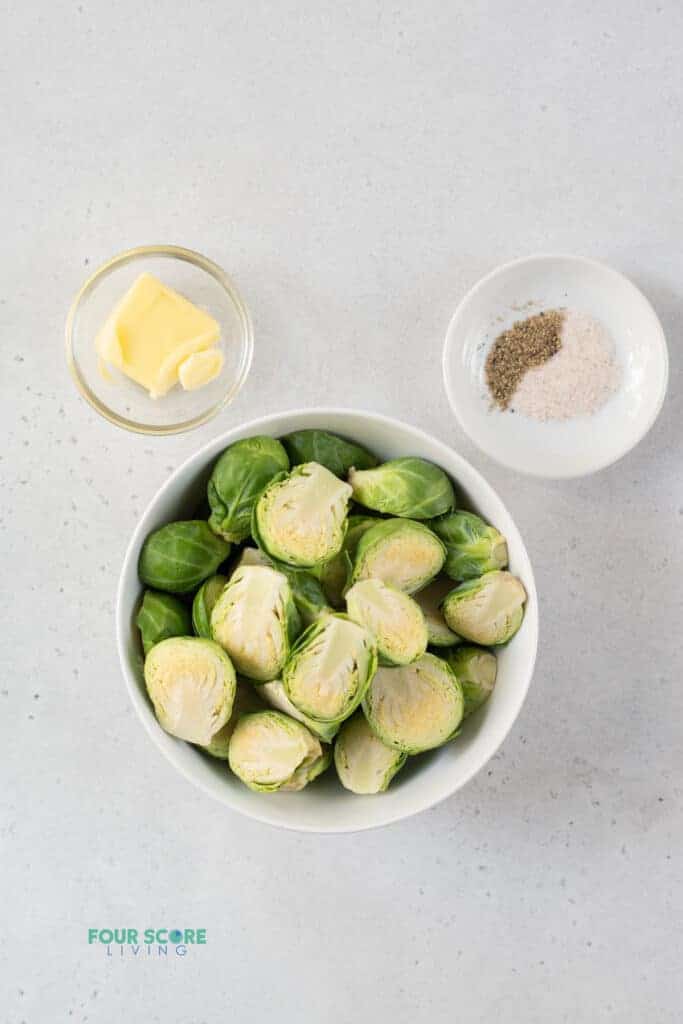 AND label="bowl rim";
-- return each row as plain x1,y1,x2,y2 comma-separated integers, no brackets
442,252,670,479
65,244,254,436
116,408,539,832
